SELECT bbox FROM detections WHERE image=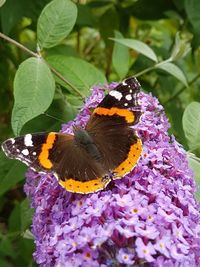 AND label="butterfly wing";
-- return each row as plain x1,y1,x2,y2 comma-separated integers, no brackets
1,132,110,194
95,77,141,125
1,133,52,172
86,77,142,179
1,77,142,194
46,132,110,193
